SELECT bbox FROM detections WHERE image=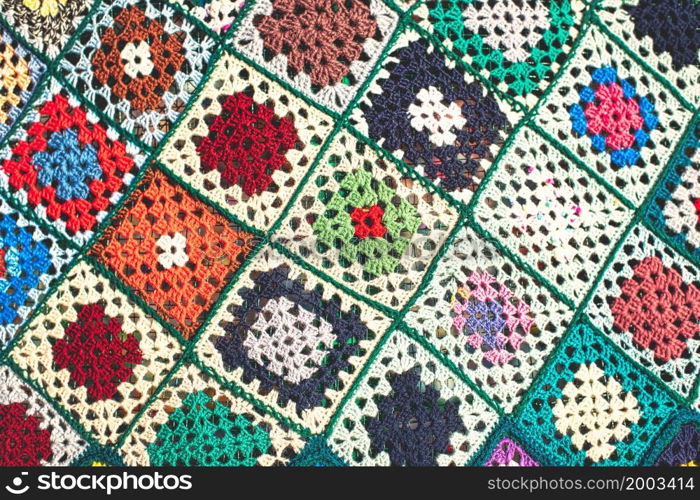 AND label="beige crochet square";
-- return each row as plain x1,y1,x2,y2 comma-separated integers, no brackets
327,329,499,466
11,259,183,445
0,365,88,465
158,51,334,231
586,223,700,399
274,130,460,310
404,225,574,412
534,26,693,205
473,126,634,305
